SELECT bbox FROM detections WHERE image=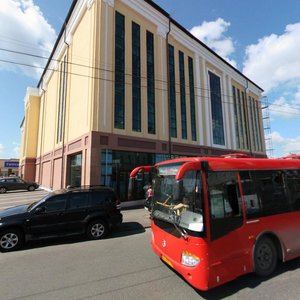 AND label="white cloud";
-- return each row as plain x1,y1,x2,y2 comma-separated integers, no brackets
269,96,300,120
243,23,300,92
0,0,56,78
13,145,20,158
268,131,300,157
0,144,4,155
190,18,237,67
